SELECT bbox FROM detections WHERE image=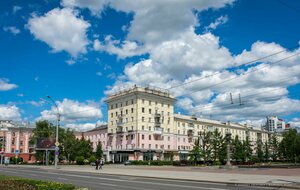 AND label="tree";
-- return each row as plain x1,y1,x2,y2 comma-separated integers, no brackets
279,129,299,163
211,129,224,163
264,141,270,162
256,139,264,163
189,137,201,165
95,141,104,159
270,134,279,161
199,131,212,164
242,136,252,162
232,135,243,162
75,137,93,159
